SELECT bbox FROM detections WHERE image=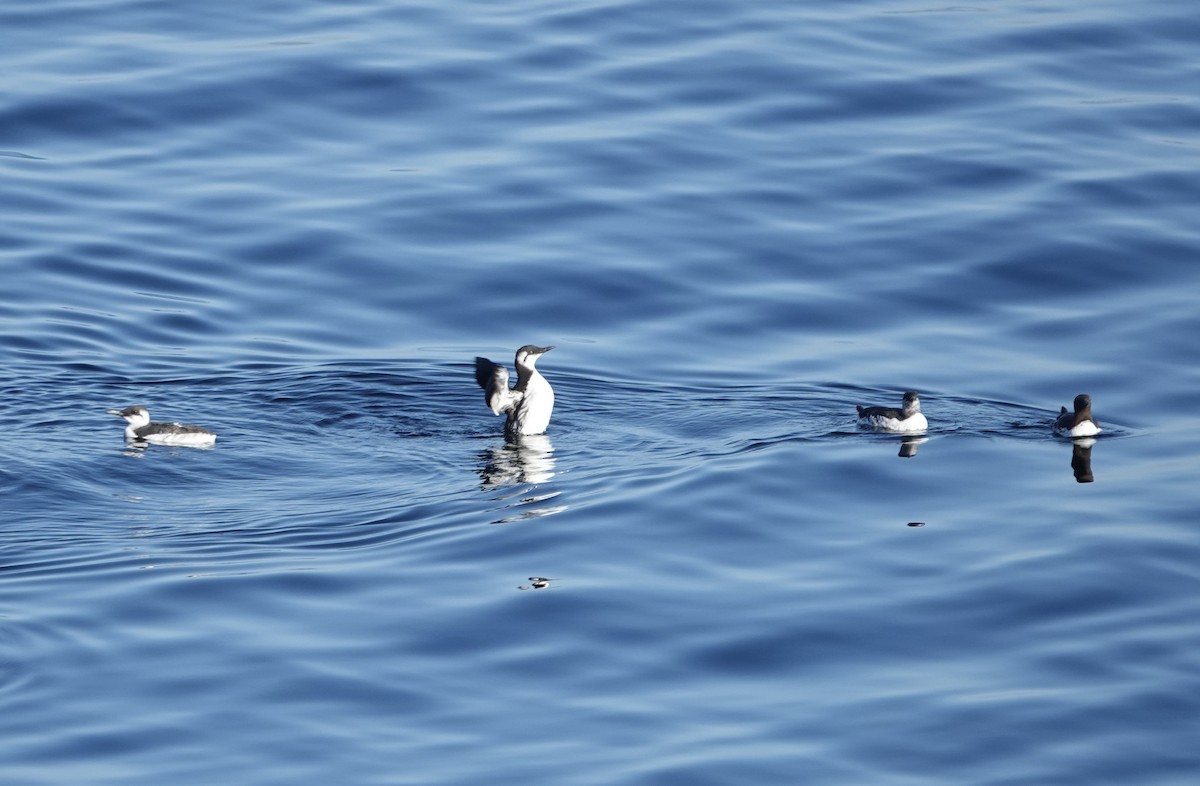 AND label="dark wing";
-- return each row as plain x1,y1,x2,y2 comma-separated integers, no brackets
475,357,520,416
857,405,902,419
475,357,501,390
137,422,211,438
